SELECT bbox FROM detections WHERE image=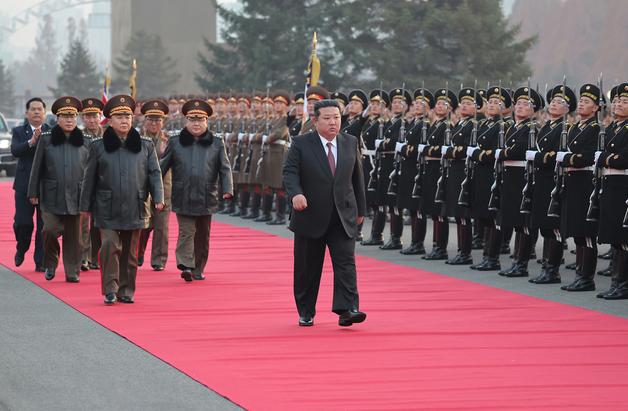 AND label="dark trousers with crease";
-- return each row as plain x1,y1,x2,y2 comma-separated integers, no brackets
13,189,43,266
293,208,359,318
